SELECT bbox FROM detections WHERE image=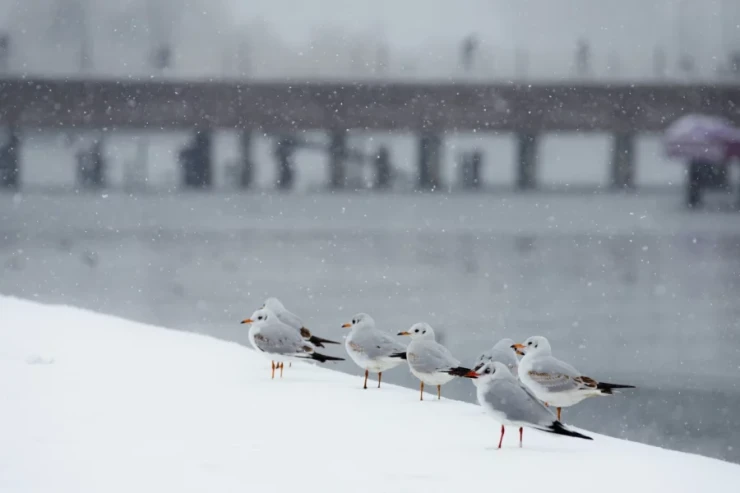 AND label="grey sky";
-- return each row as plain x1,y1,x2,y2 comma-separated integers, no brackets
2,0,738,80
